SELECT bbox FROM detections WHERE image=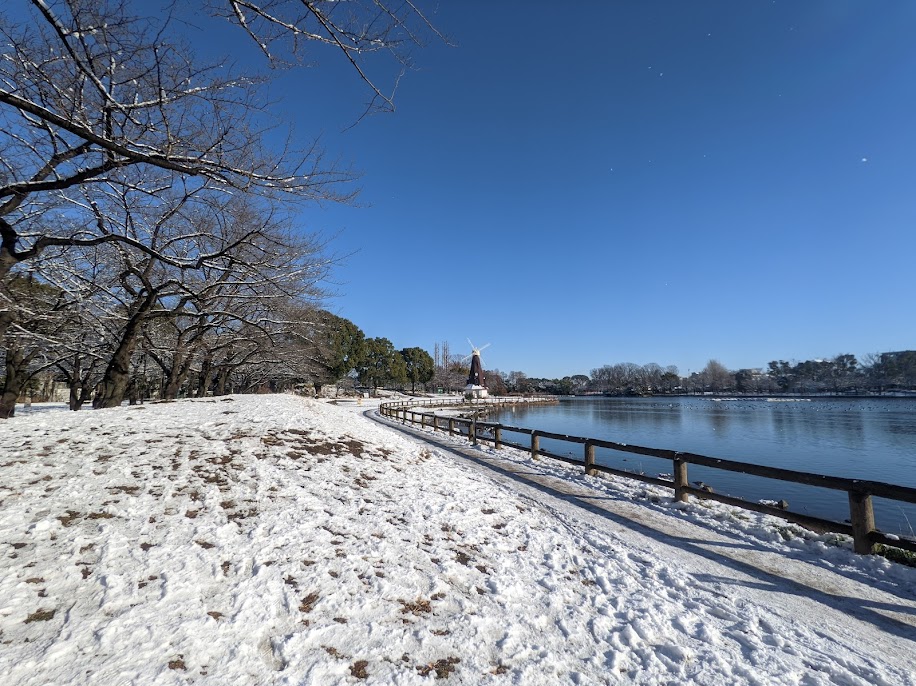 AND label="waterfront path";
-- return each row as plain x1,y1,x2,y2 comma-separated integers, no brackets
366,404,916,668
